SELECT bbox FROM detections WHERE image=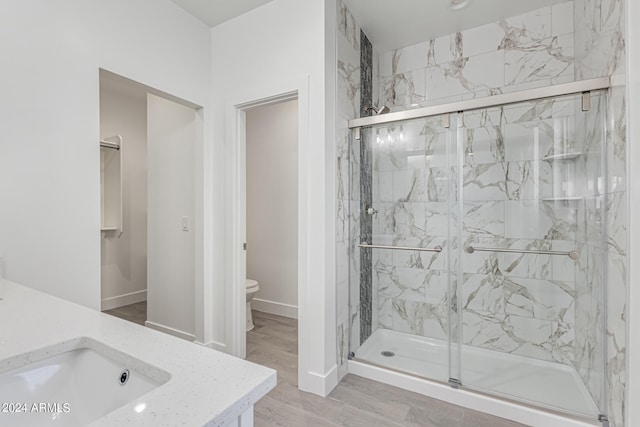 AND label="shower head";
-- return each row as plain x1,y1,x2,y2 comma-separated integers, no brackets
367,105,390,115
